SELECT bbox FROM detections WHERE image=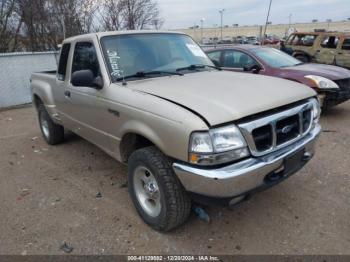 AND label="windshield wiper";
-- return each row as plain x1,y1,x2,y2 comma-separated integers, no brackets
116,70,183,82
176,64,222,72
